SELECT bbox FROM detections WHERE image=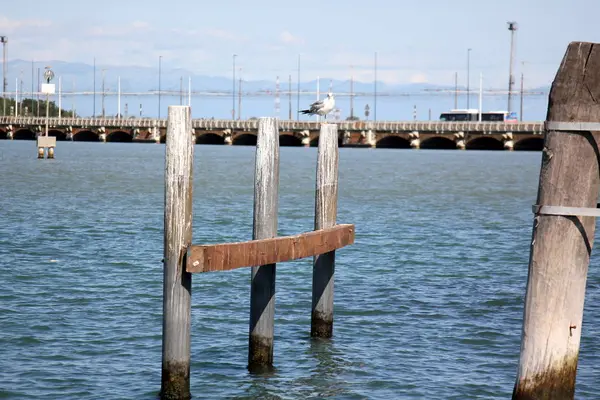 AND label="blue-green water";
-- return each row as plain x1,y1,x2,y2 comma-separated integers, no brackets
0,141,598,399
